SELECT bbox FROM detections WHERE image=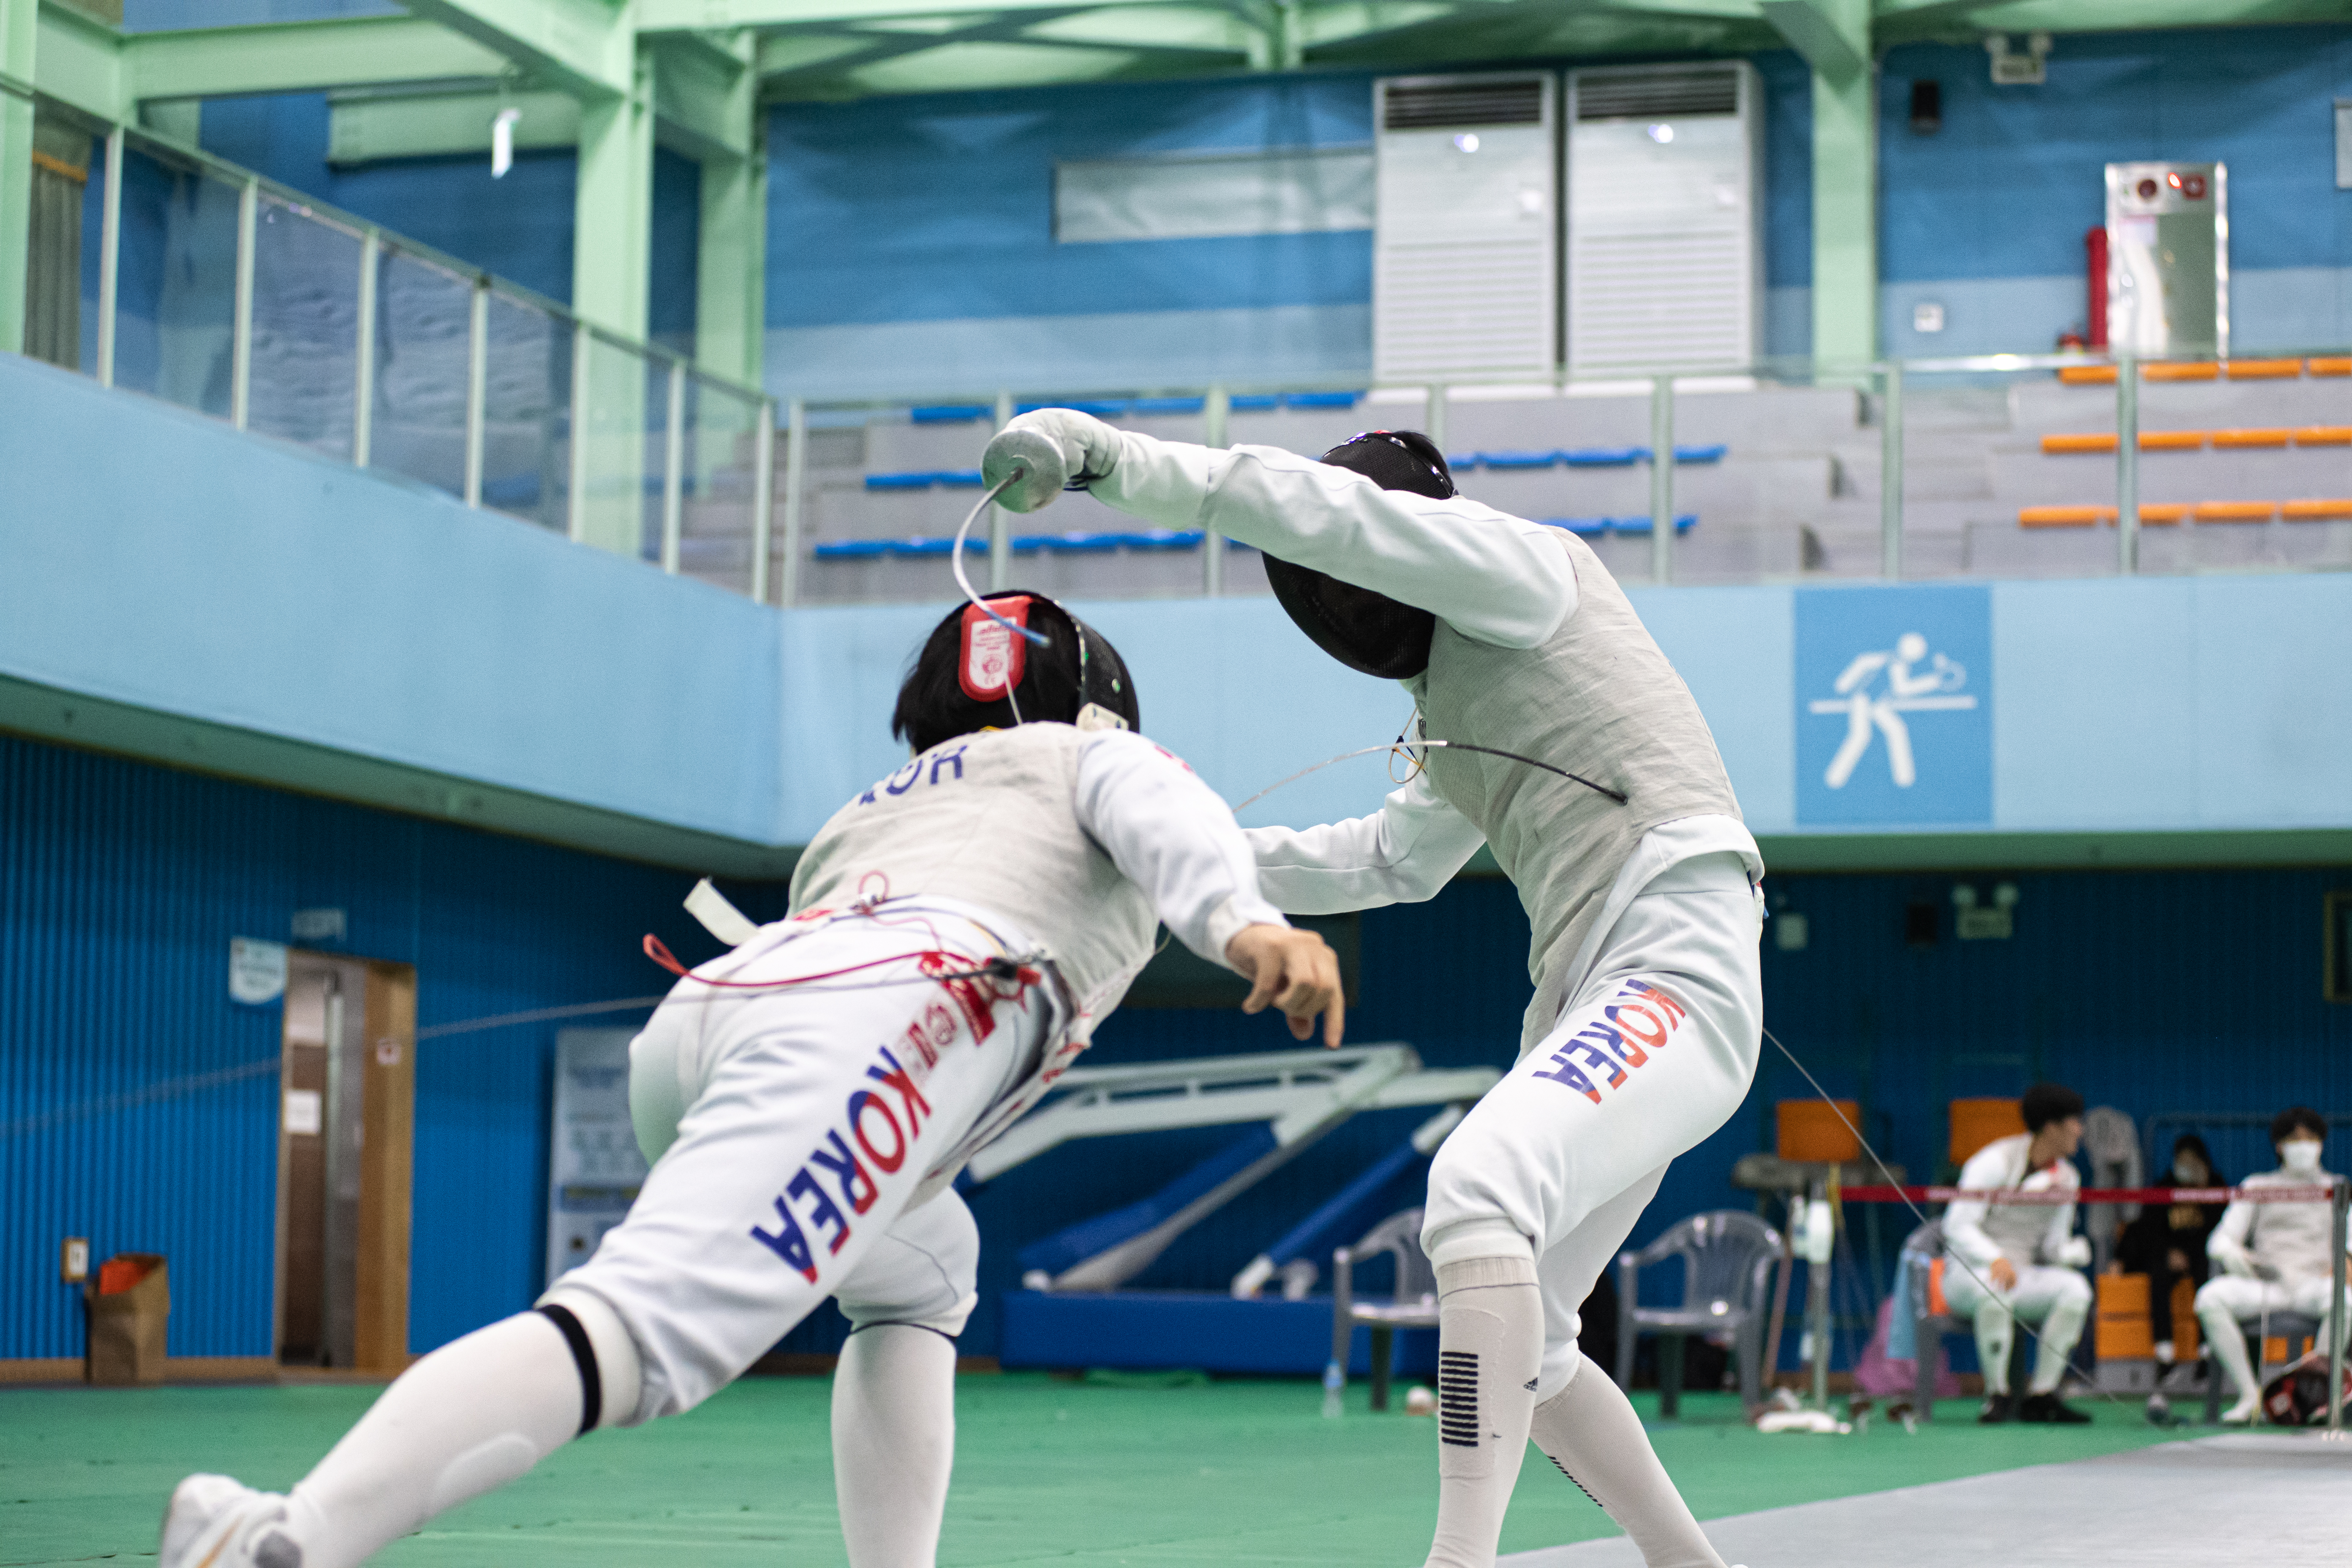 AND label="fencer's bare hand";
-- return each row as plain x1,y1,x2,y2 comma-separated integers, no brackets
1988,1257,2018,1291
1225,924,1344,1048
